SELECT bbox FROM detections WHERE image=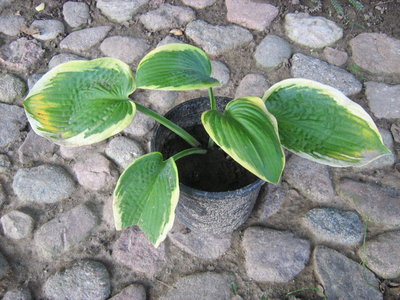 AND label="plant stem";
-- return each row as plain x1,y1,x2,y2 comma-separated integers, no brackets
171,148,207,161
135,102,201,147
207,87,216,148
